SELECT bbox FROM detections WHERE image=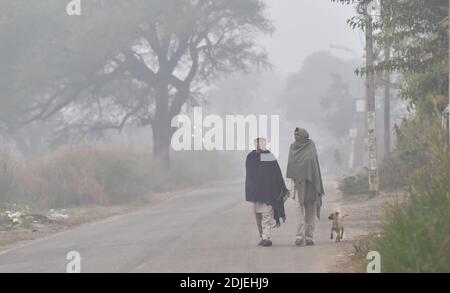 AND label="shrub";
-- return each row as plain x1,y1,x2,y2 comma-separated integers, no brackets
30,148,107,208
1,145,242,209
0,148,26,204
379,119,431,191
375,126,450,272
89,147,166,204
338,168,370,196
